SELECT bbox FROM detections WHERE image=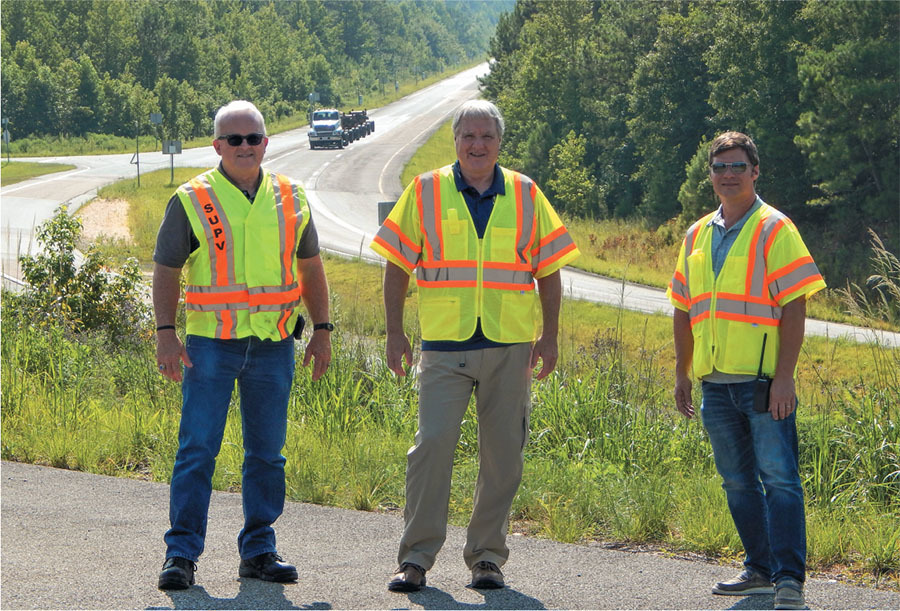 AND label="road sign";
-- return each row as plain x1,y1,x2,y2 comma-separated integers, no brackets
149,113,162,124
162,140,182,155
377,201,396,225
